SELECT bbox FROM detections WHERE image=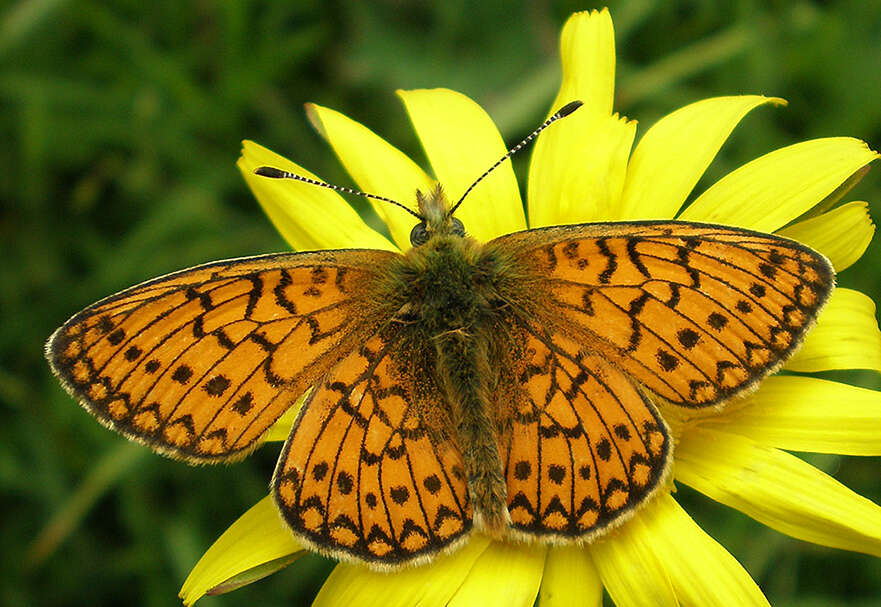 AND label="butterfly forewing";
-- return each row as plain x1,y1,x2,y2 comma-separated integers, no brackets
46,250,398,461
273,333,472,567
502,319,670,540
490,221,835,408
